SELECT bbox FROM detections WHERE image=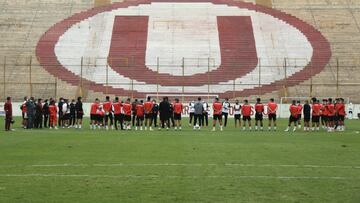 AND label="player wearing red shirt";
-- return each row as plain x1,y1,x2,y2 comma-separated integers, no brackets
135,100,145,130
254,98,264,131
285,100,299,132
96,105,105,128
311,98,321,130
173,98,183,130
241,100,254,130
326,98,335,132
296,101,303,128
123,98,132,130
320,99,328,129
112,97,123,130
144,97,154,131
4,97,13,131
212,98,223,131
90,98,100,129
267,98,278,131
48,100,58,129
335,98,346,131
103,96,113,130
